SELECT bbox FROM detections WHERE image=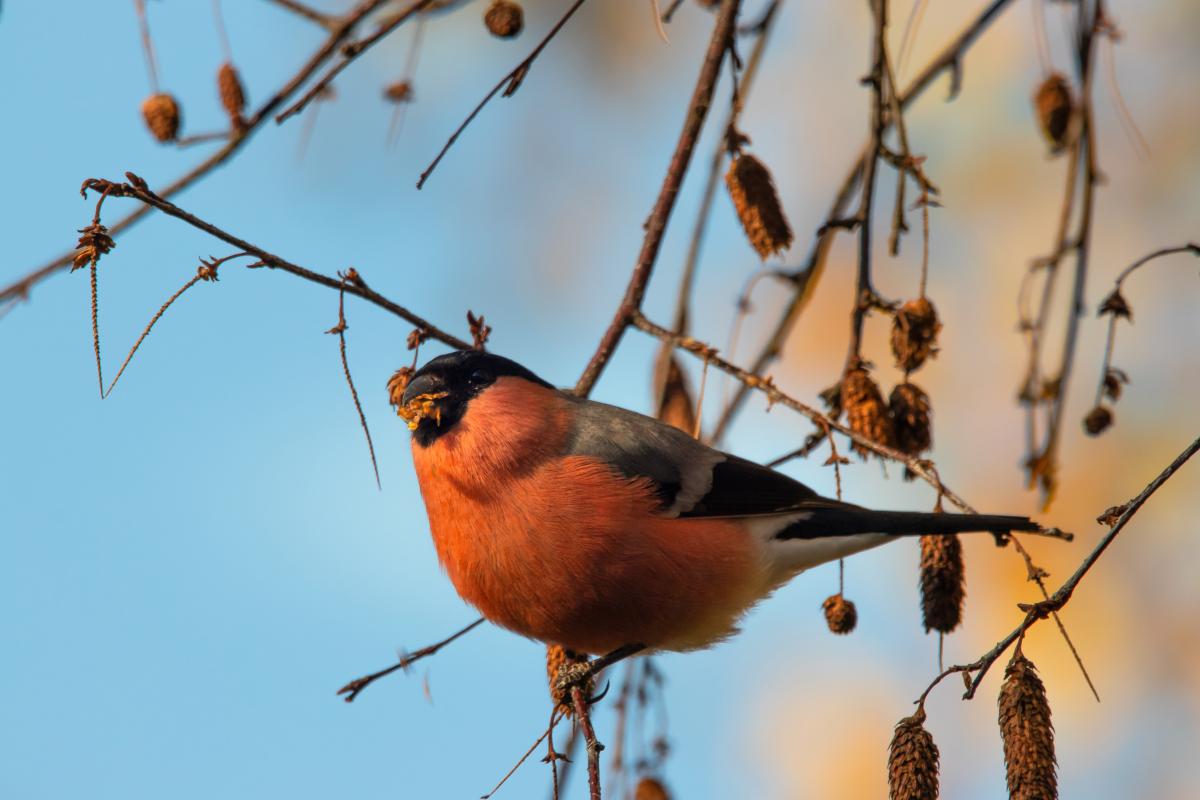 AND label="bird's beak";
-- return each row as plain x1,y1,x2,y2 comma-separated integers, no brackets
401,371,446,407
